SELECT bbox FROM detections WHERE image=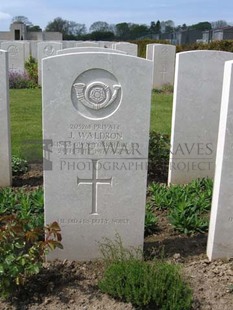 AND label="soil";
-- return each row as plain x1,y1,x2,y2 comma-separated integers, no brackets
1,163,232,309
